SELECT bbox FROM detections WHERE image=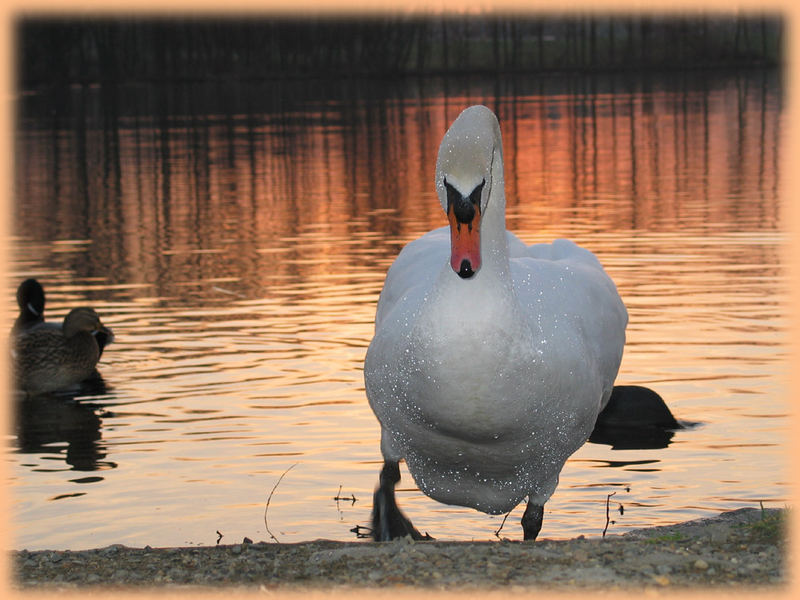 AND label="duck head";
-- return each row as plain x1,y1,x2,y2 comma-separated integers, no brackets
62,306,115,352
62,307,106,339
17,278,45,325
435,105,505,279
